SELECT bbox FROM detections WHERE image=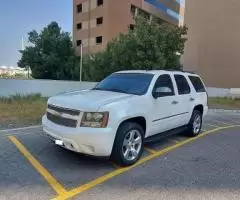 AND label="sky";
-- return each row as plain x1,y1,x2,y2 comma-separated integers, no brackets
0,0,72,66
